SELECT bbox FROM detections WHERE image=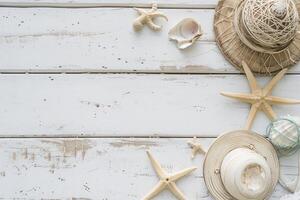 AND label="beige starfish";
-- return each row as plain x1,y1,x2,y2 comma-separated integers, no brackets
133,3,168,31
187,137,206,159
221,61,300,130
143,151,197,200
